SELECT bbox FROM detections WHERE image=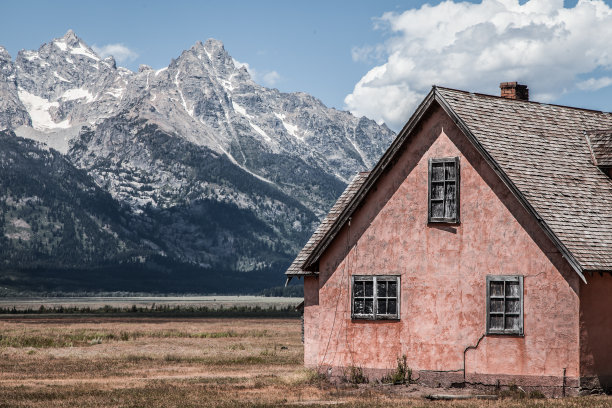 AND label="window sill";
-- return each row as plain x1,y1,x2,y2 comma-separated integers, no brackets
486,331,524,337
427,219,461,225
351,316,400,321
